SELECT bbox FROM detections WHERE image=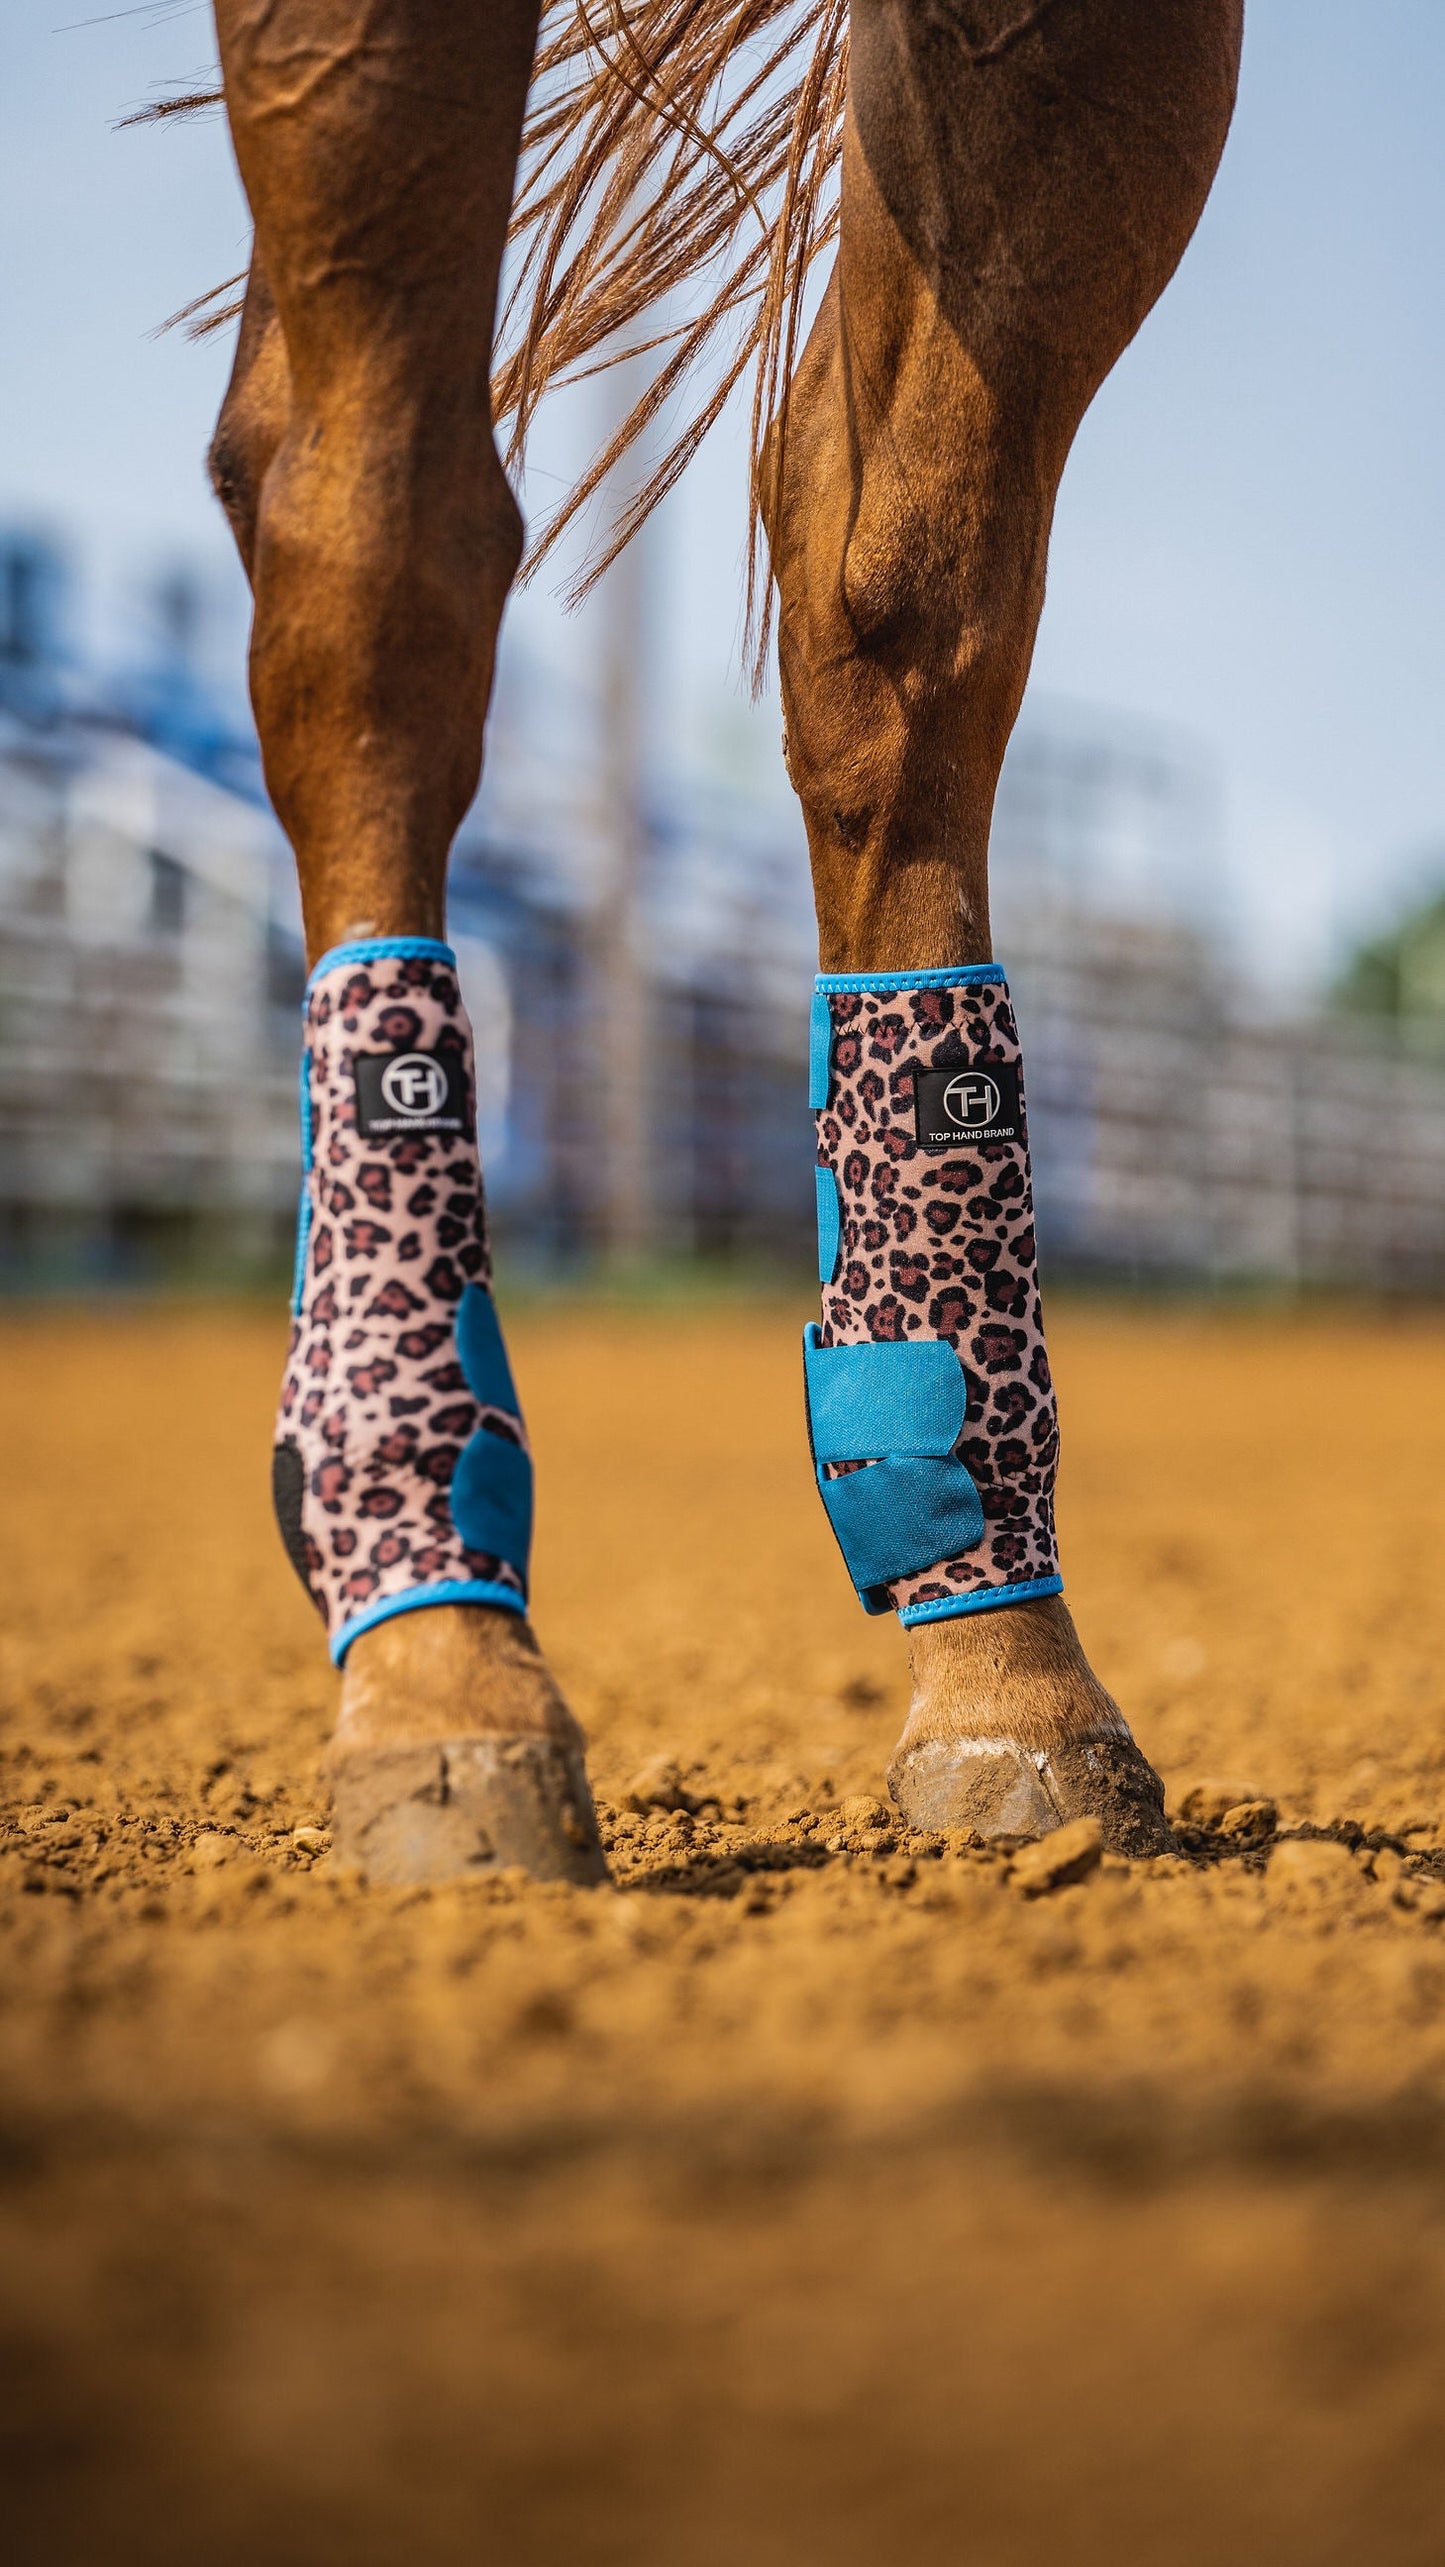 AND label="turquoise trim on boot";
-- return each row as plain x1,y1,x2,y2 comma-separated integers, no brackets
814,964,1006,995
898,1575,1064,1627
290,1048,314,1318
331,1578,527,1668
305,934,456,998
815,1166,841,1283
808,983,834,1108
